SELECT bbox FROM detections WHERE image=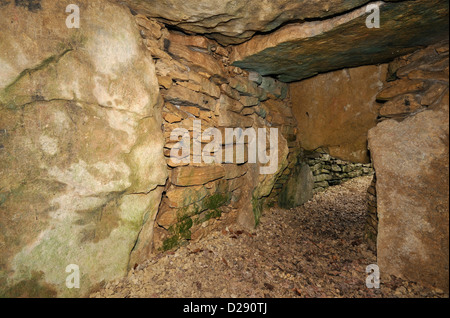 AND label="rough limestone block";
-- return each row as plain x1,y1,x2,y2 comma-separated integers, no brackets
279,163,314,208
368,91,449,292
0,0,167,297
